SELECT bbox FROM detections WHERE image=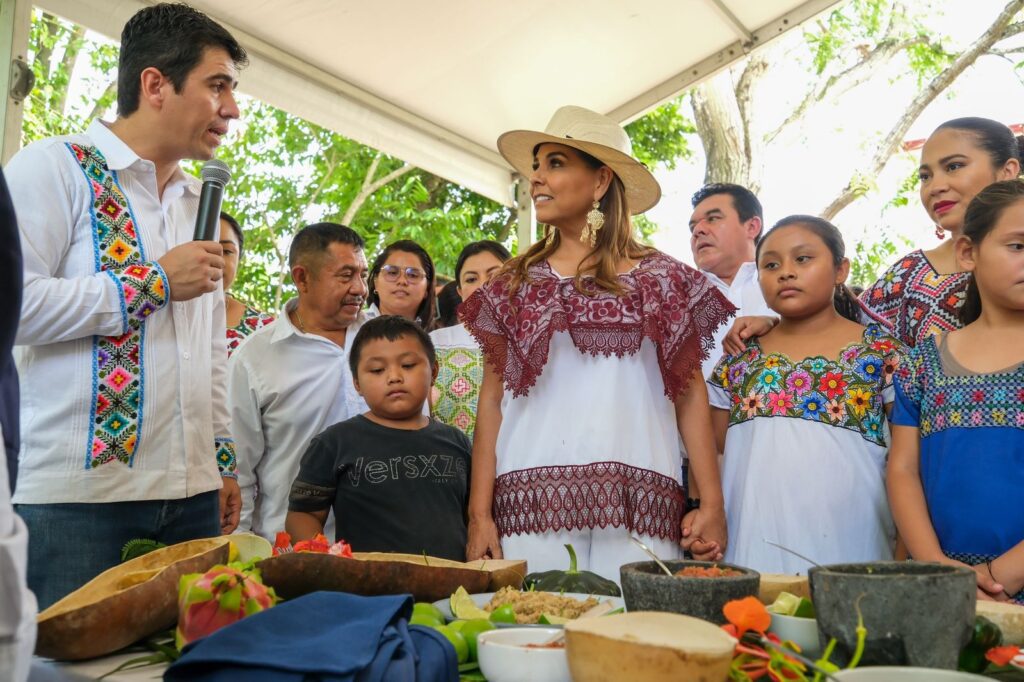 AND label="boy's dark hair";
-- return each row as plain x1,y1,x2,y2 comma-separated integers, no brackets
935,117,1023,175
959,179,1024,324
118,3,248,116
756,215,862,323
436,281,462,328
220,211,243,255
691,183,764,239
454,240,512,283
367,240,437,332
289,222,364,271
349,315,437,377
